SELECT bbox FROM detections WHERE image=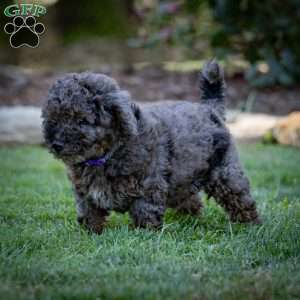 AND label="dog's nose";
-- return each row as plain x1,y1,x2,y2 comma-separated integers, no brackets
52,143,63,153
